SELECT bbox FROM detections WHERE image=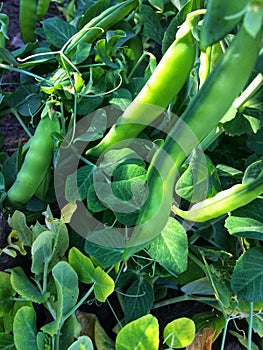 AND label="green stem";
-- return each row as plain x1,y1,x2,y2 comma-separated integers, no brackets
61,285,95,323
233,72,263,109
247,302,254,350
220,317,230,350
0,63,53,85
10,108,33,138
152,294,216,309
